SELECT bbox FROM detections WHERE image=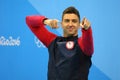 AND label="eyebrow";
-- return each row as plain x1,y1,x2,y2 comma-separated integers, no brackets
64,19,78,21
